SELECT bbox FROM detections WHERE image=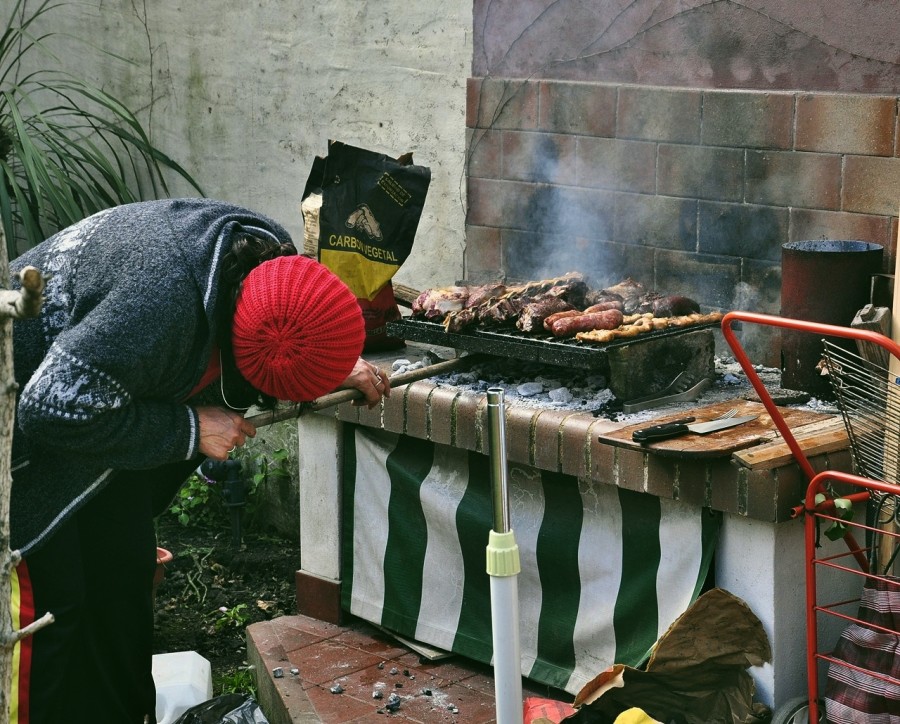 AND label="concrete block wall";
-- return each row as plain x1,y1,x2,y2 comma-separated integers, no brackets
465,79,900,362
